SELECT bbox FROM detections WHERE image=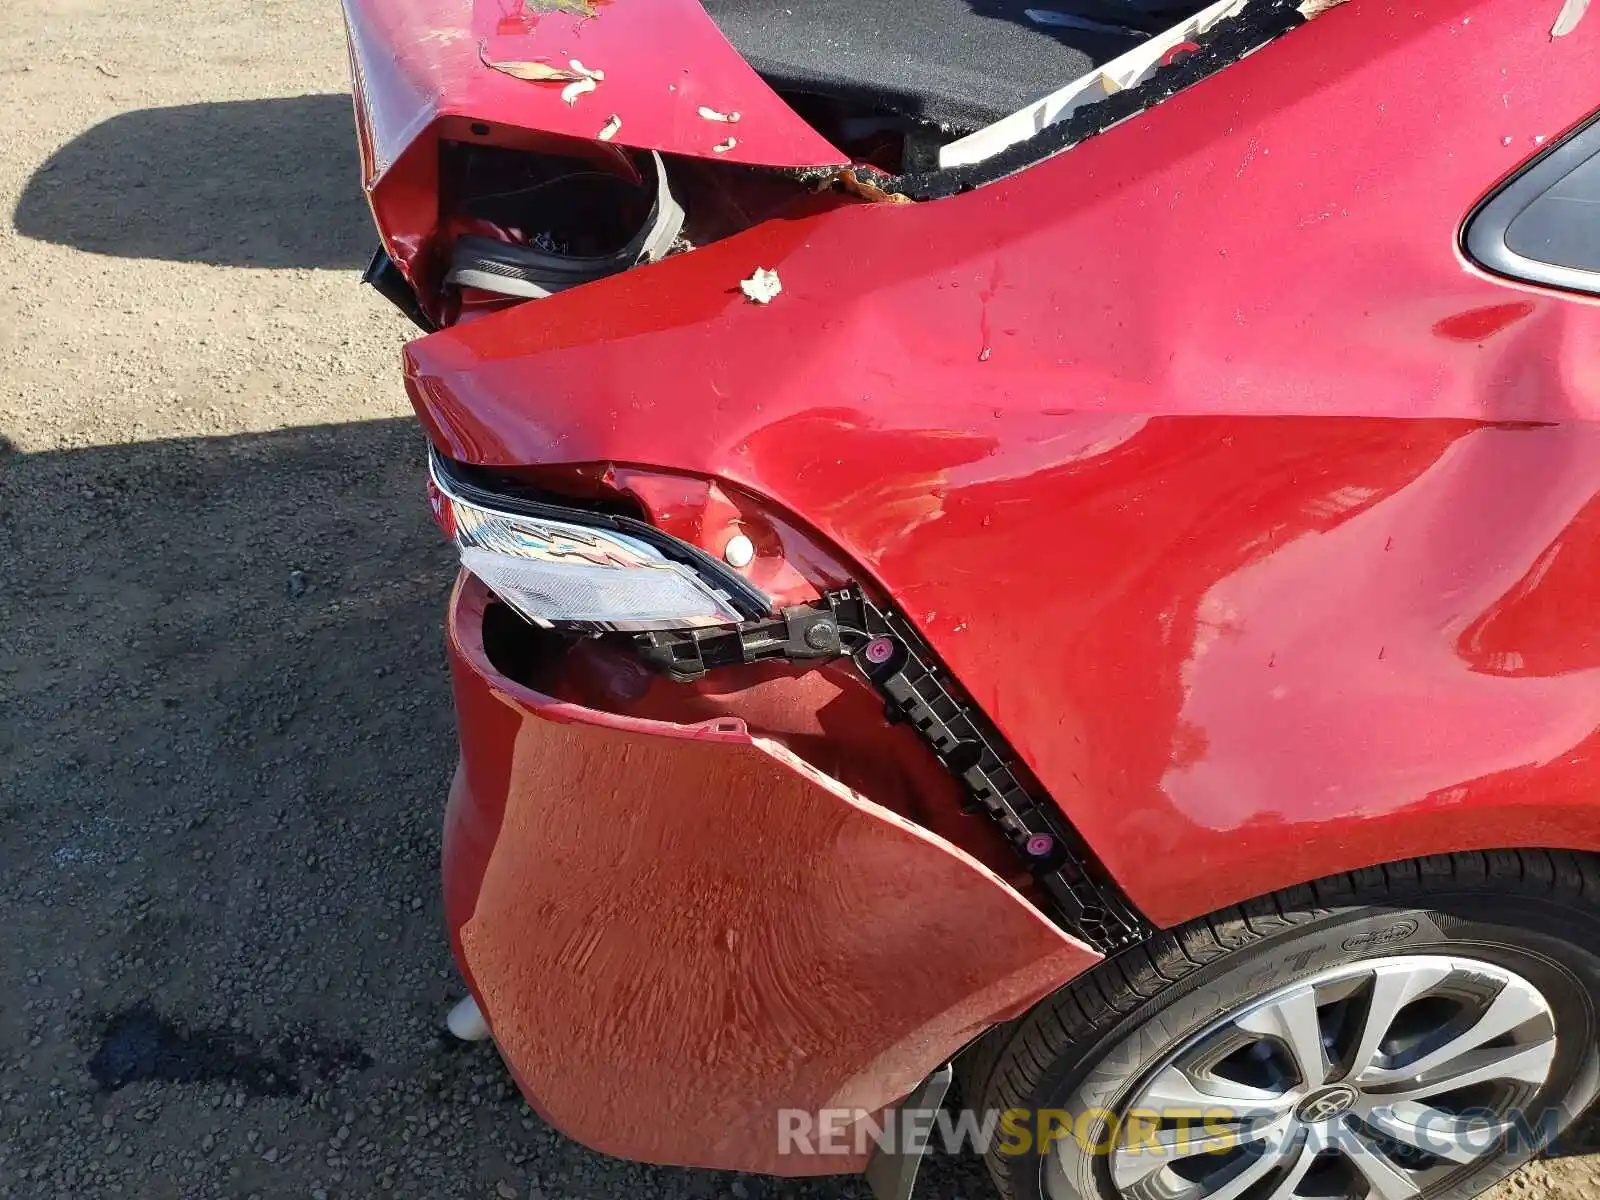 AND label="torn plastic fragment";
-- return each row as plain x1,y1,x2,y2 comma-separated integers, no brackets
1161,39,1203,65
598,114,623,141
712,136,738,154
740,267,782,304
1551,0,1590,36
838,169,914,205
1298,0,1351,15
561,76,598,105
568,59,605,81
697,106,743,123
